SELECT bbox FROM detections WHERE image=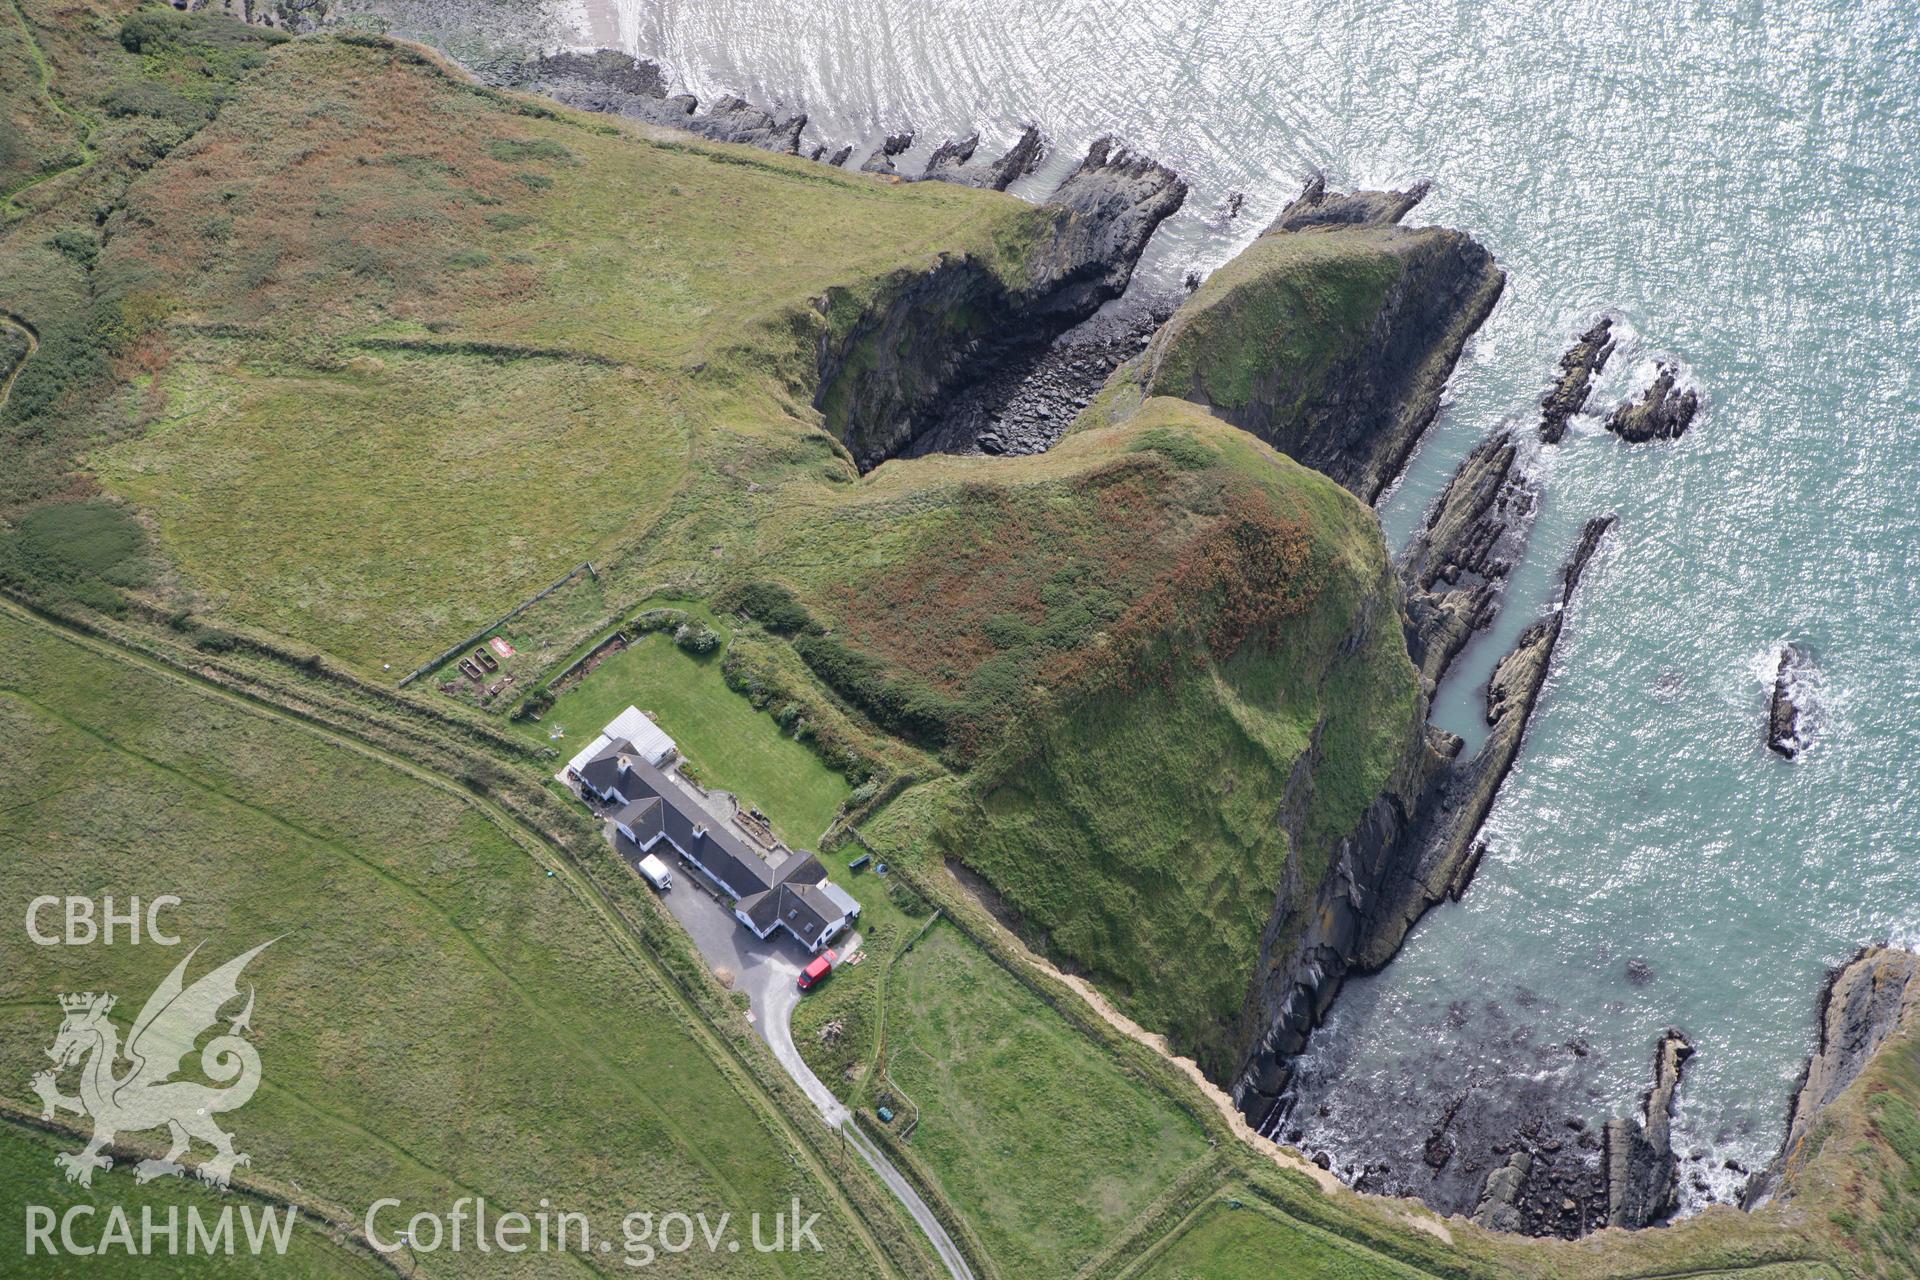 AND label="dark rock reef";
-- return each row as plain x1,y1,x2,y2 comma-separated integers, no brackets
1397,428,1535,684
1141,176,1506,502
860,130,915,174
921,125,1046,190
1603,1030,1694,1228
1745,946,1919,1207
1266,172,1430,233
1537,318,1615,443
527,50,807,153
1607,362,1699,442
1768,643,1813,758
